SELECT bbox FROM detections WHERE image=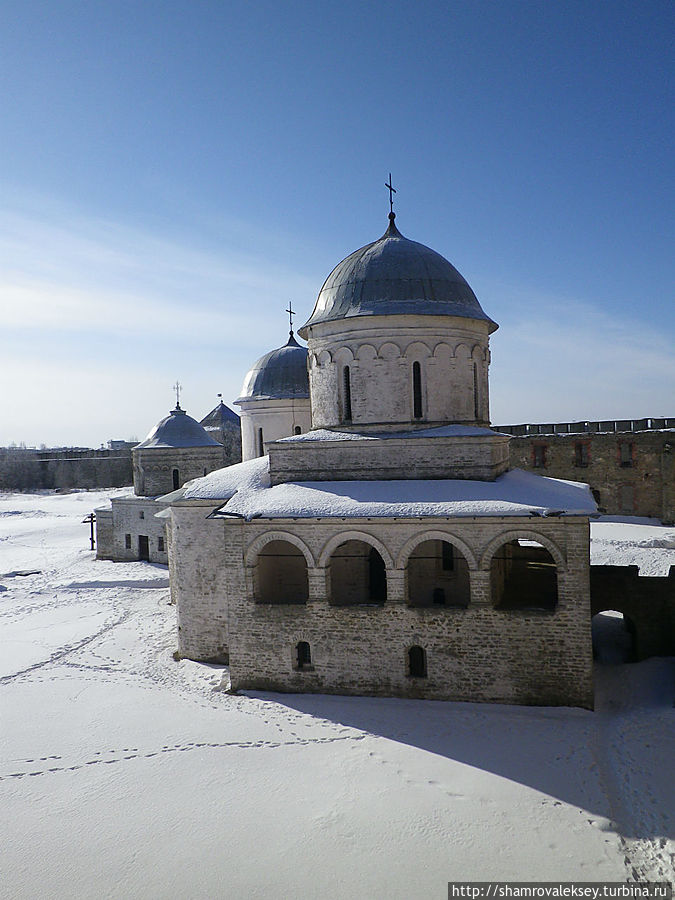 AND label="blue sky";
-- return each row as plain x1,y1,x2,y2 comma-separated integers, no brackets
1,0,673,446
